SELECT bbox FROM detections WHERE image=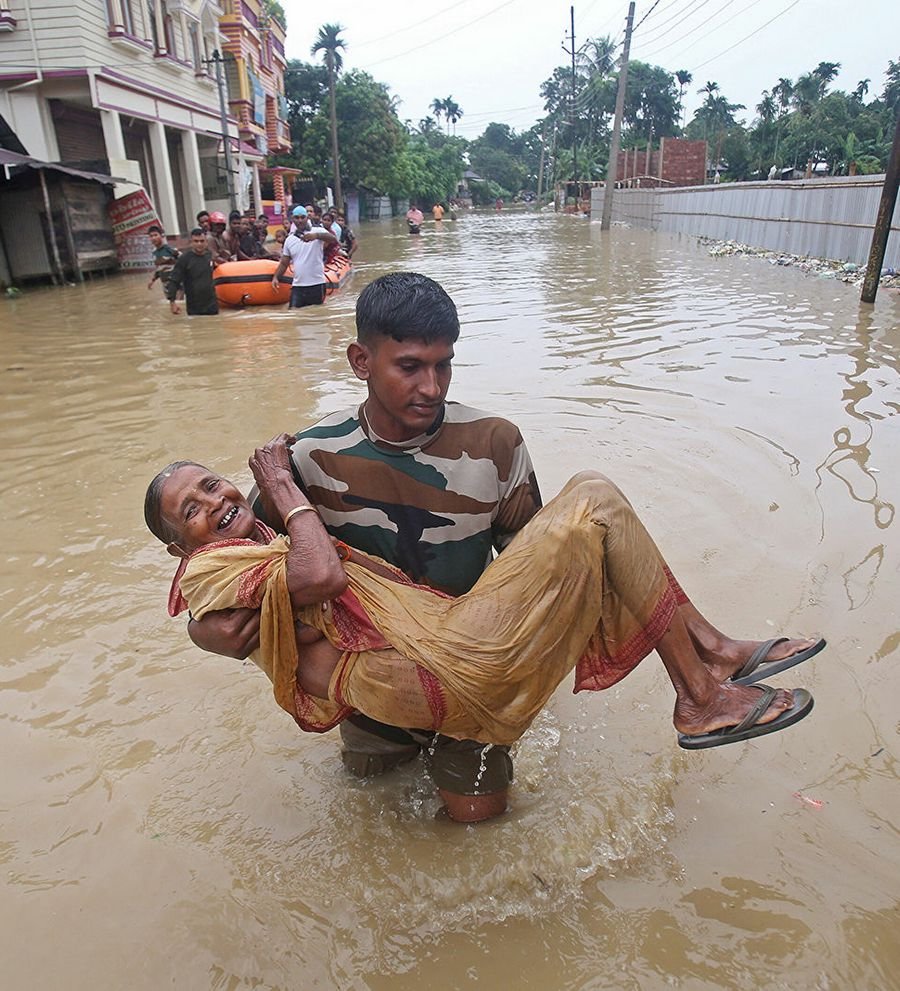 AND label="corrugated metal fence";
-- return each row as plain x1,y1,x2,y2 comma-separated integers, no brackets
590,176,900,268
